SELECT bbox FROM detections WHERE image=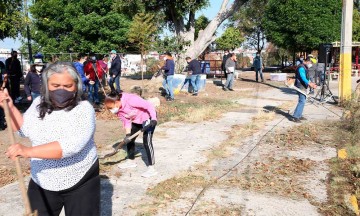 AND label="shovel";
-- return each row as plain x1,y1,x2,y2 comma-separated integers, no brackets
100,130,142,159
